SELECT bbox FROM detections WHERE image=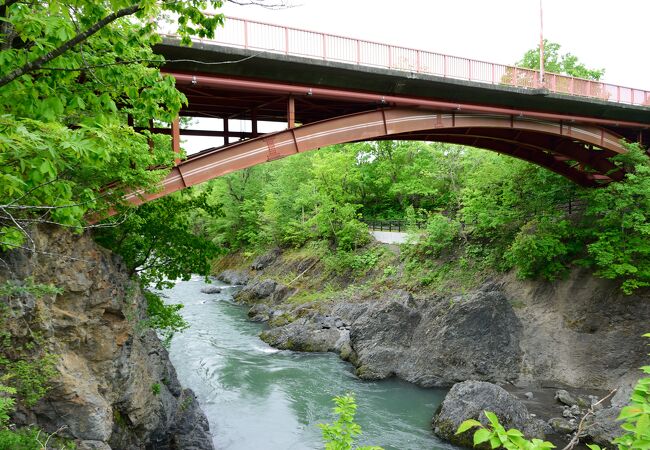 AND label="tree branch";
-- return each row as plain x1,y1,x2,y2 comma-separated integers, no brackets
0,3,142,88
